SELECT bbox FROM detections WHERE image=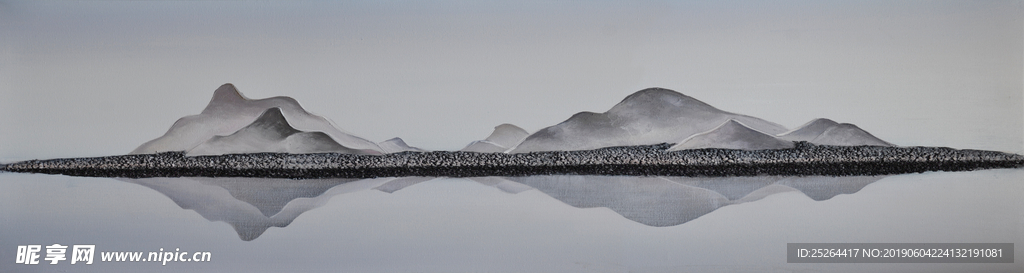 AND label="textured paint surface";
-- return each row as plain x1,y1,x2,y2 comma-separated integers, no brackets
2,1,1020,160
